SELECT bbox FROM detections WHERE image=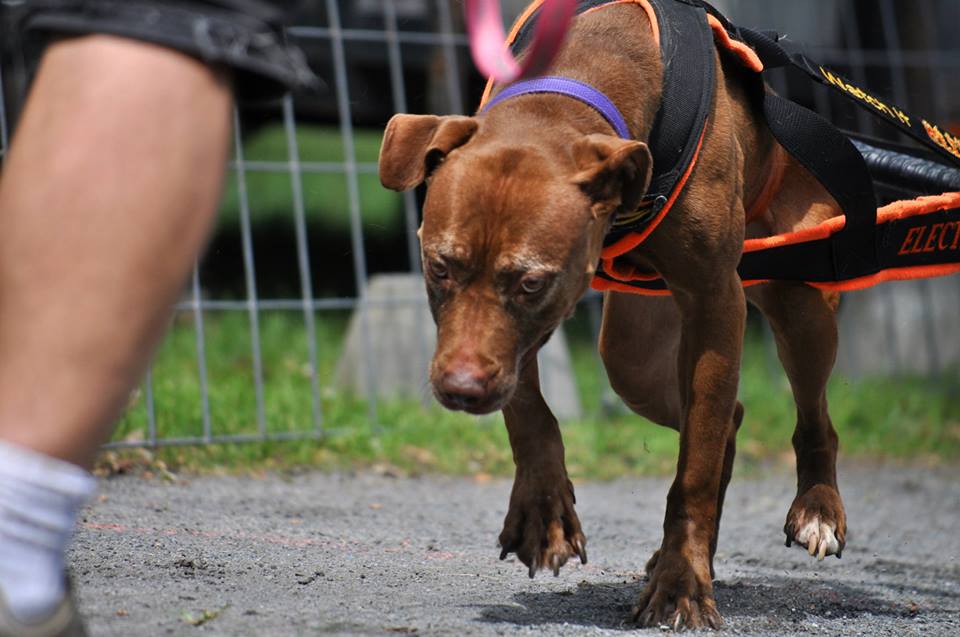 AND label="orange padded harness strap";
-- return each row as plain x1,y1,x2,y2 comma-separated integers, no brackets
746,191,960,292
805,263,960,292
707,14,763,73
742,191,960,254
603,191,960,295
582,0,659,47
